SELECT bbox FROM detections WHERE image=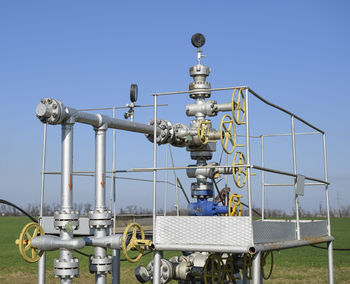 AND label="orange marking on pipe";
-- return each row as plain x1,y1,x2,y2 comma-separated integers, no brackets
100,173,105,188
69,174,73,191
